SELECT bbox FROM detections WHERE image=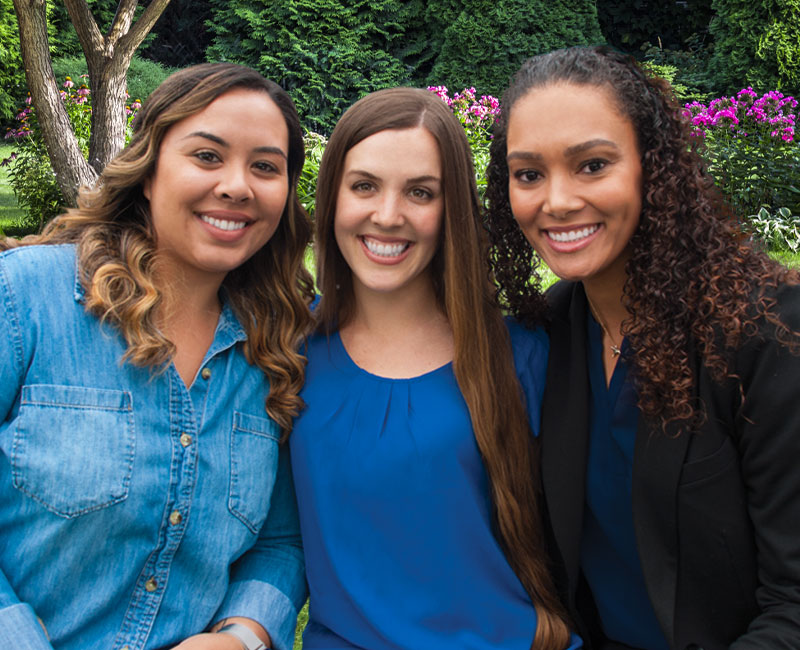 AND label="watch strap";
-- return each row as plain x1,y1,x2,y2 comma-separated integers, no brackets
217,622,268,650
